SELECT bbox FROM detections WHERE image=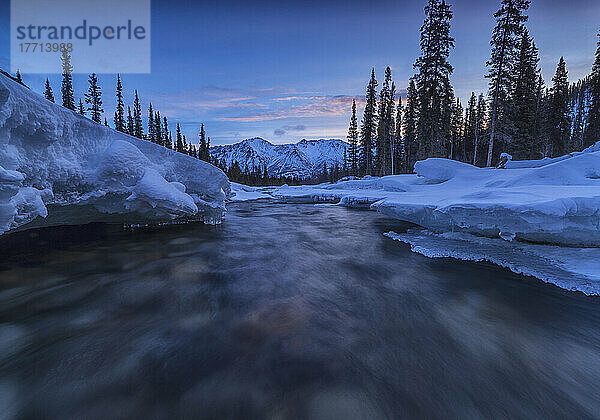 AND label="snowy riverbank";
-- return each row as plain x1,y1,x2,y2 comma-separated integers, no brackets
230,145,600,295
0,74,230,235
